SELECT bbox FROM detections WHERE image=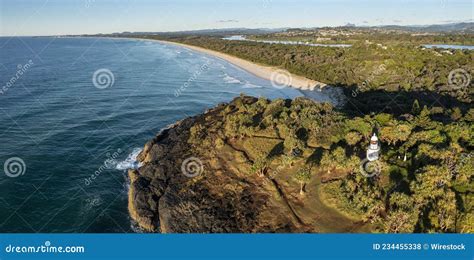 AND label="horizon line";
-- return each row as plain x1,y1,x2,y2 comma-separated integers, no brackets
1,20,473,38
